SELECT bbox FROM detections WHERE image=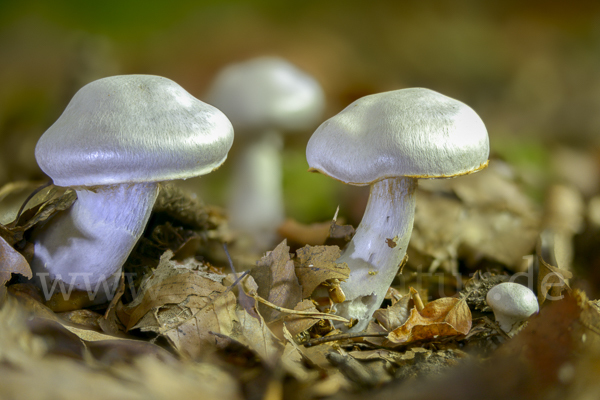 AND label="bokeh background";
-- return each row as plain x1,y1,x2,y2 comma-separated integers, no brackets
2,0,600,225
